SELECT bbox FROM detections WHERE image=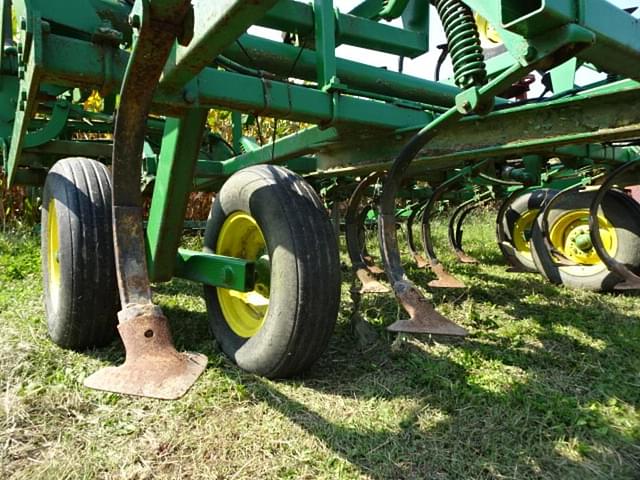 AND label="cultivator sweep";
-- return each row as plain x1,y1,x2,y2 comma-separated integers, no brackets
3,0,640,398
